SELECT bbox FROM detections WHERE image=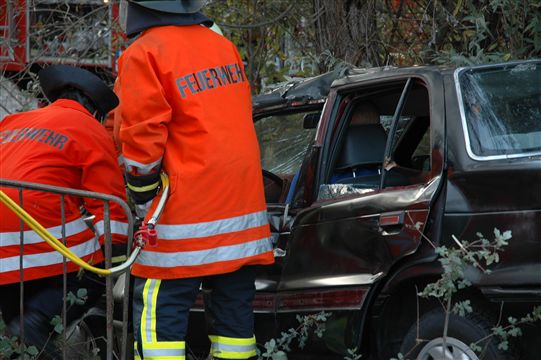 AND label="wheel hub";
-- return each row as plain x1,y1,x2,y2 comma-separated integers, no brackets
416,337,480,360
